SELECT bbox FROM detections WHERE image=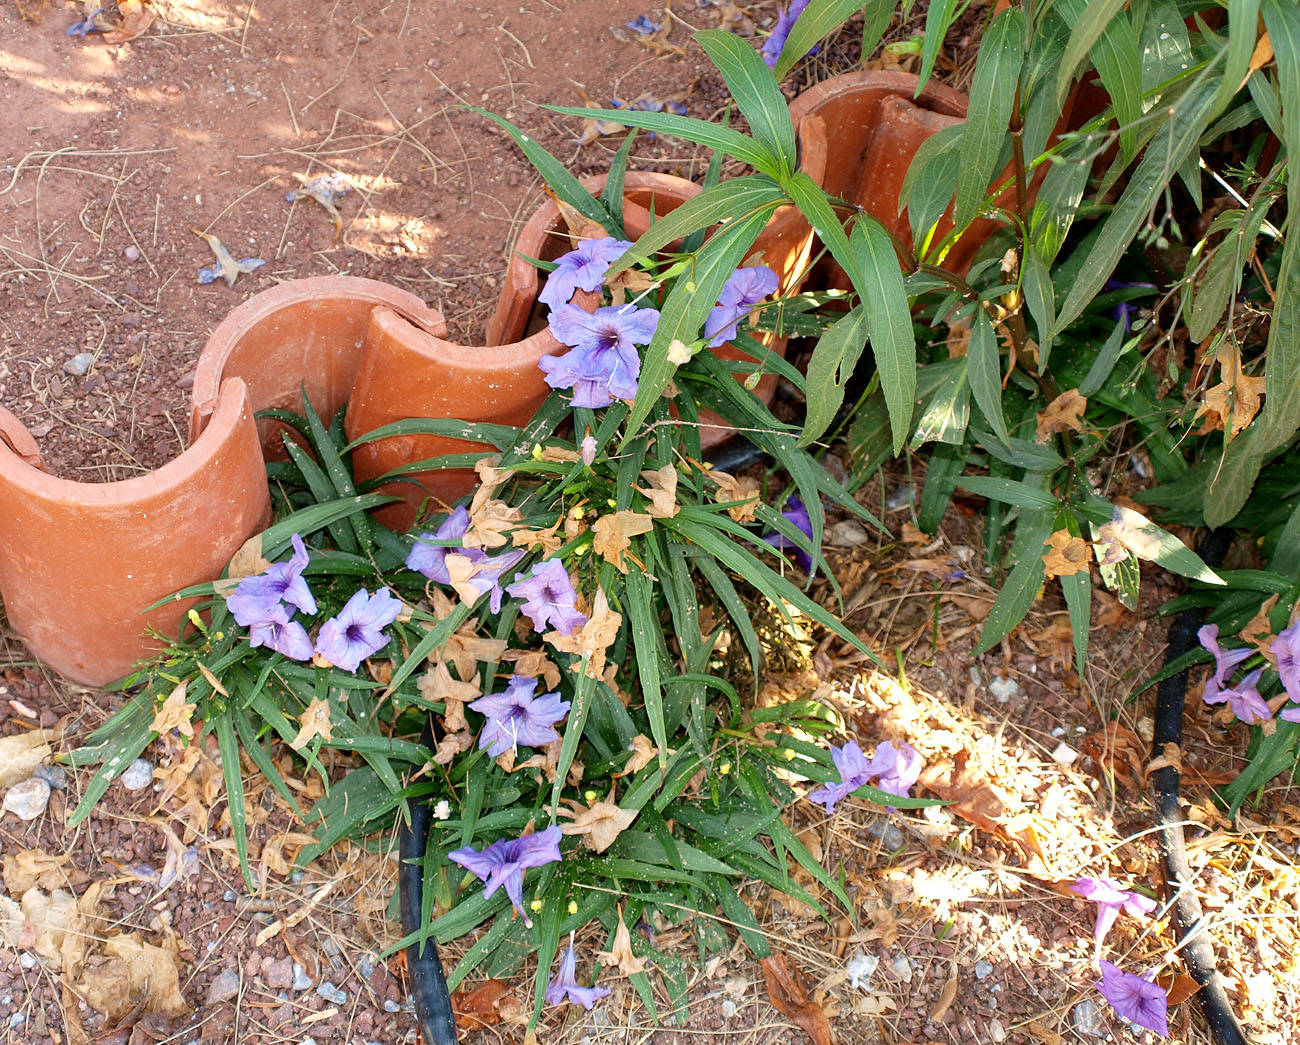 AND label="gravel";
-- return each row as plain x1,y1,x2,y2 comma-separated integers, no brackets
974,959,994,980
292,962,312,991
316,980,347,1005
206,968,241,1005
63,353,94,377
2,777,50,820
120,758,154,791
1072,998,1106,1037
32,765,67,790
